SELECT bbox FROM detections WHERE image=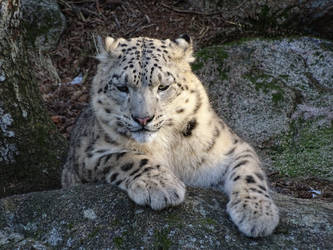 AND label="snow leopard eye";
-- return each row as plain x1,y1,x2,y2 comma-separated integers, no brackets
116,86,129,93
158,85,169,92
